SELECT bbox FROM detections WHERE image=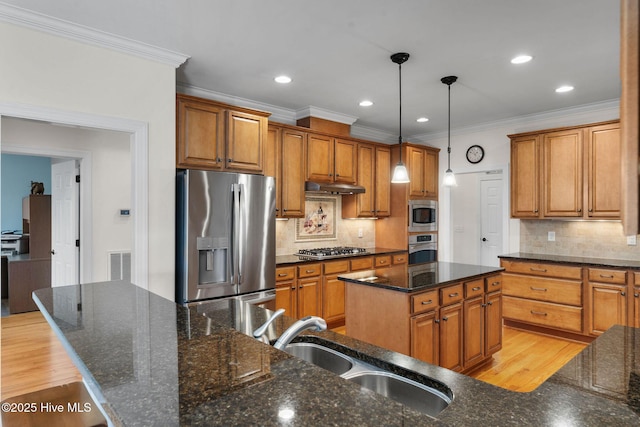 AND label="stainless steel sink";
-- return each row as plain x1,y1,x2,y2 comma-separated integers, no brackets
343,370,451,418
284,342,354,376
